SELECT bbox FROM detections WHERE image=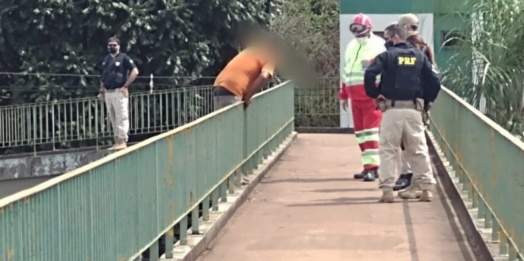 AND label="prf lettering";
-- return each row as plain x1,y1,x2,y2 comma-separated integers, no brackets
398,56,416,65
